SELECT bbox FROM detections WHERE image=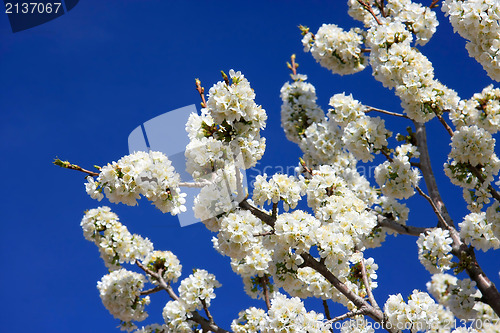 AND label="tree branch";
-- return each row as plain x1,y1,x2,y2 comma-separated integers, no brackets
323,300,332,320
357,0,382,25
467,164,500,203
